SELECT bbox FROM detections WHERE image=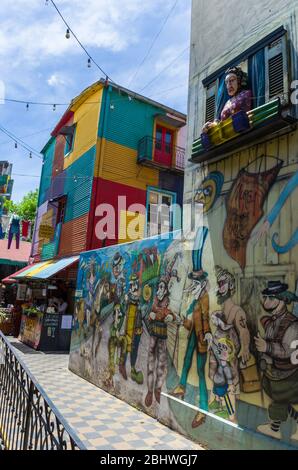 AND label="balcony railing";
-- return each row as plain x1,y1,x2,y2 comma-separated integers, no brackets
0,331,85,450
137,136,185,172
191,98,297,163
